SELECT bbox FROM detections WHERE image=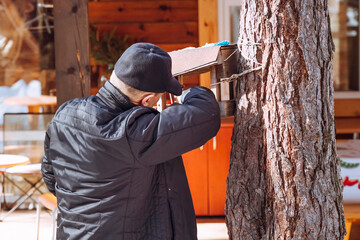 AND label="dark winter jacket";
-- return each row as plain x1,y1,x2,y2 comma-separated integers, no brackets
41,81,220,240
